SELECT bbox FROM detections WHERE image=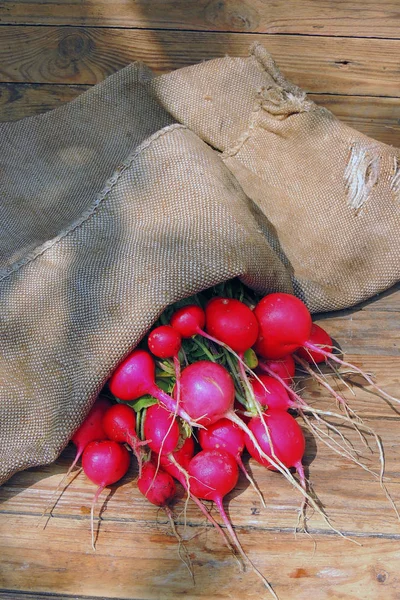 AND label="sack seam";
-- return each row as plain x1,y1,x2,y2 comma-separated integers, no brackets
0,123,187,282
